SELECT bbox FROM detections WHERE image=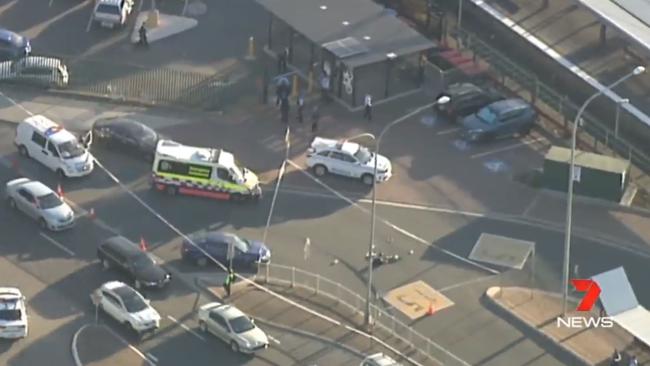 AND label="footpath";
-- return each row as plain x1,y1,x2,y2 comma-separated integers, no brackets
72,324,149,366
485,287,650,366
